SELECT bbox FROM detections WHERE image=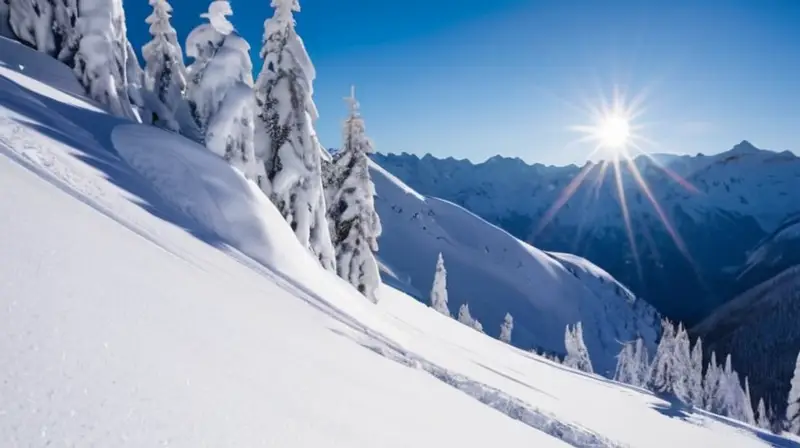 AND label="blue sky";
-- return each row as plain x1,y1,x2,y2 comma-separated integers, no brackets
125,0,800,166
